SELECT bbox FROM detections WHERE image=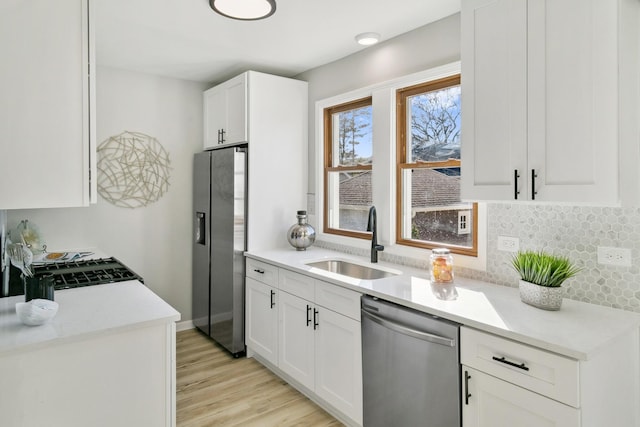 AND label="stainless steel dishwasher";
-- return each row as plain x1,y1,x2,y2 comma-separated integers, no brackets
361,295,461,427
